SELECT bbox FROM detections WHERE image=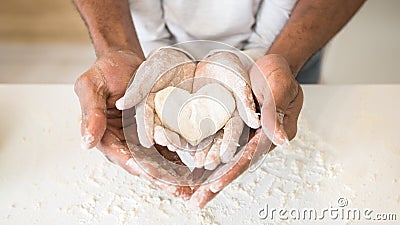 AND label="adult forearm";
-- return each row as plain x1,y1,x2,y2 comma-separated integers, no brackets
73,0,144,58
267,0,366,75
